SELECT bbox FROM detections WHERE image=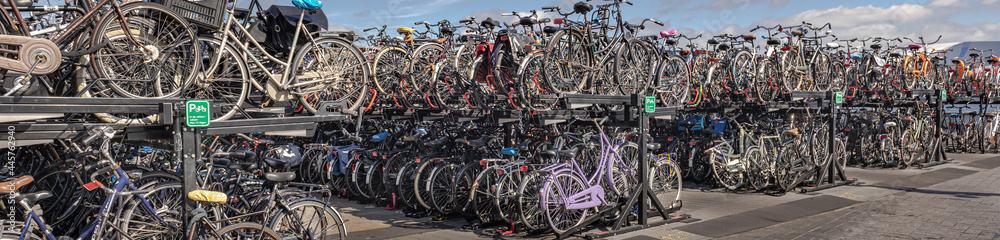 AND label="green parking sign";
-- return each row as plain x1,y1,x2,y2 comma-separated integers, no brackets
186,100,210,127
941,89,947,101
644,96,655,113
835,91,843,104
